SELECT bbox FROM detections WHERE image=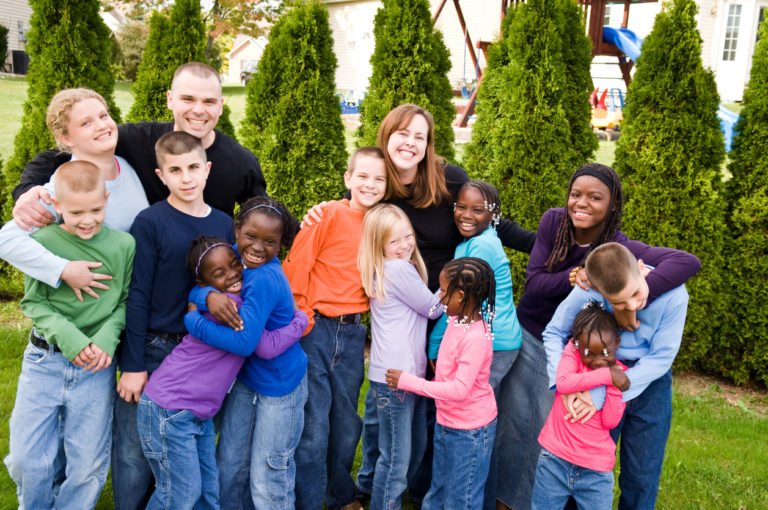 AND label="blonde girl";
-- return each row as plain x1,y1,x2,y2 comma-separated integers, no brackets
356,203,443,510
